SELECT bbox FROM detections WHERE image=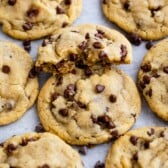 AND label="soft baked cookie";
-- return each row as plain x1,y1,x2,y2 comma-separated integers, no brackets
0,132,83,168
38,67,141,145
35,24,132,74
102,0,168,40
138,39,168,121
0,41,39,125
0,0,82,40
106,127,168,168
